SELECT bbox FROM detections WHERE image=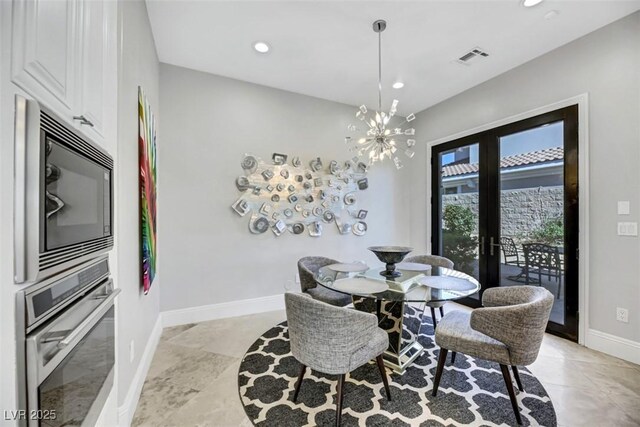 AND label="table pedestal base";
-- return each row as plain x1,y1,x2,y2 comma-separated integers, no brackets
352,296,427,375
382,341,425,374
